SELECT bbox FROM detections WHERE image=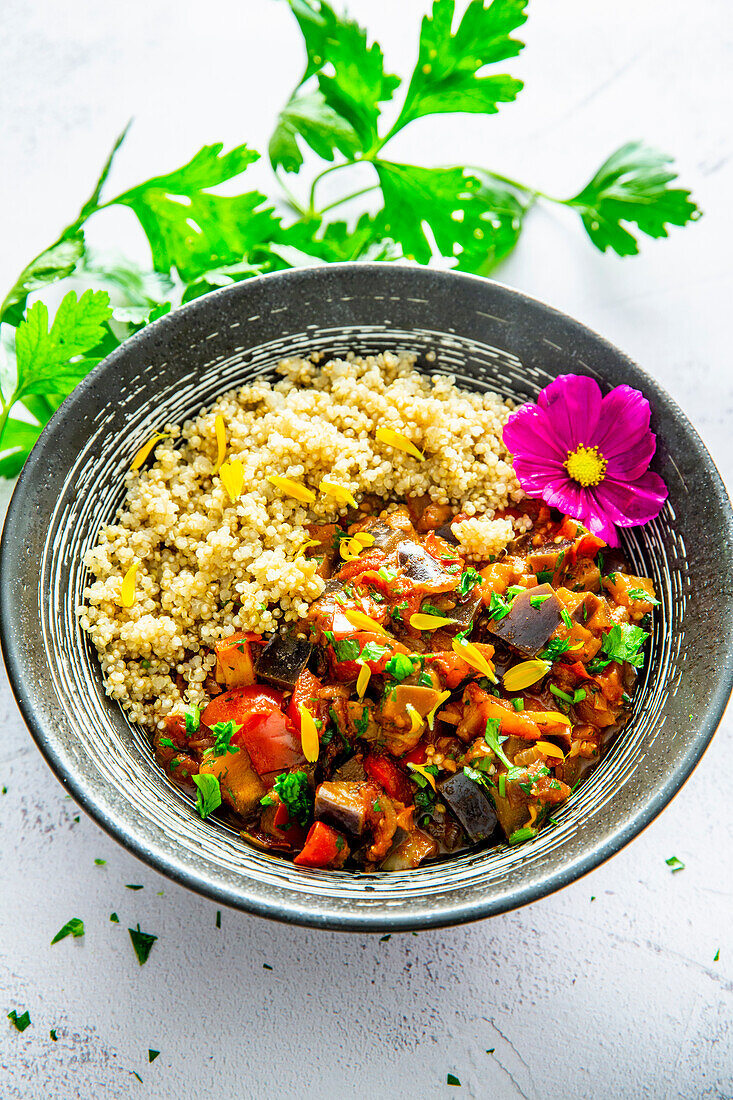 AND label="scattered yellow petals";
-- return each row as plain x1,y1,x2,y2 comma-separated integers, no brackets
408,762,437,791
339,537,363,561
406,704,423,735
294,539,320,560
426,689,451,730
535,740,565,761
410,613,454,631
319,481,358,508
356,664,371,698
130,432,166,472
299,706,320,763
267,475,316,504
502,659,551,692
343,609,387,635
532,710,572,728
118,561,139,608
352,531,375,547
219,459,244,502
376,426,425,462
452,638,497,682
212,415,226,474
